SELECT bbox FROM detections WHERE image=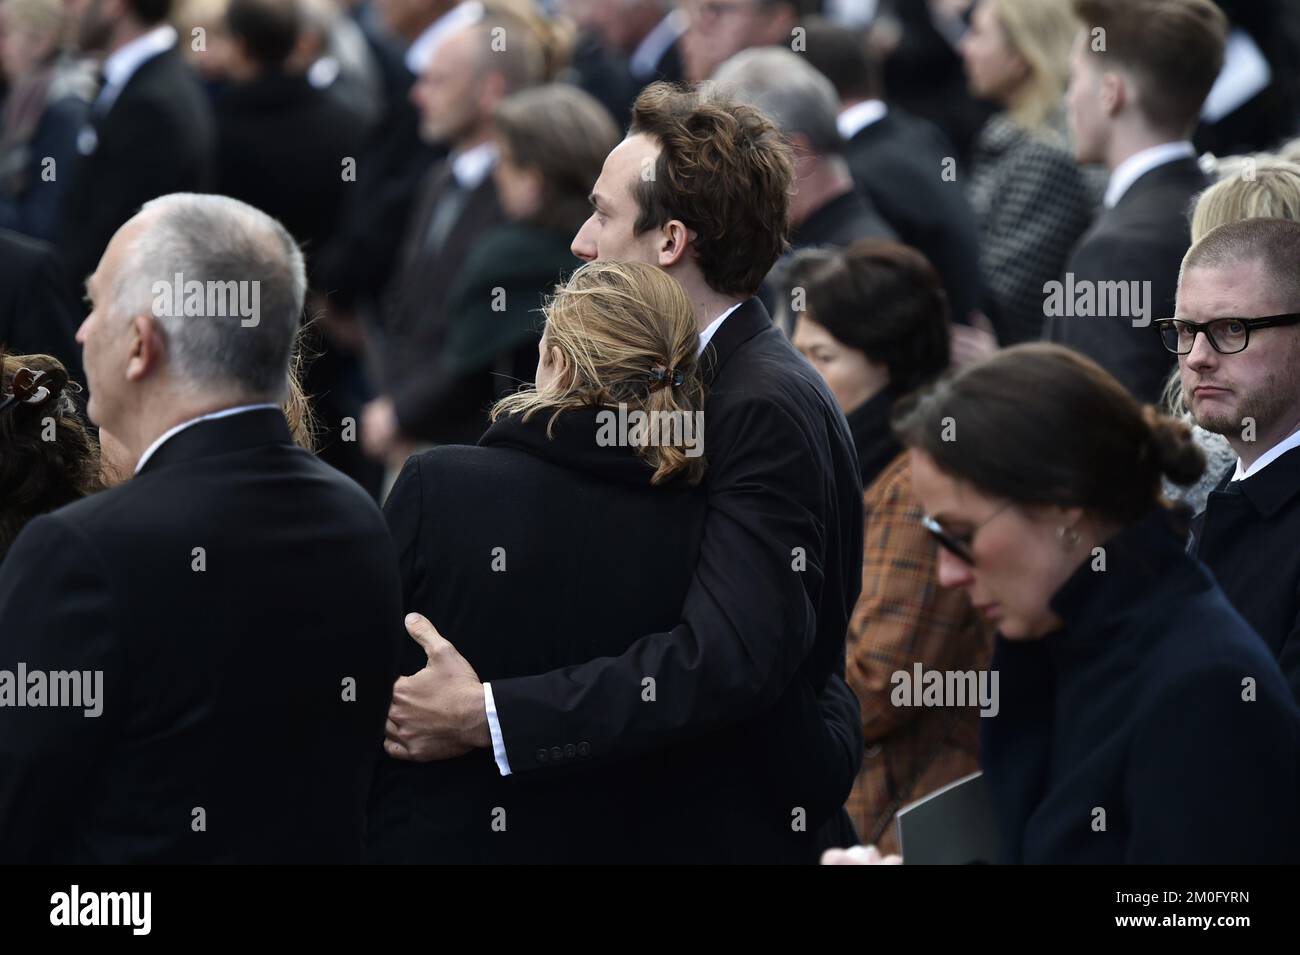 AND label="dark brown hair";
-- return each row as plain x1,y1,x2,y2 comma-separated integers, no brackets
780,239,951,394
1073,0,1227,136
893,343,1204,525
629,82,794,298
0,352,103,560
